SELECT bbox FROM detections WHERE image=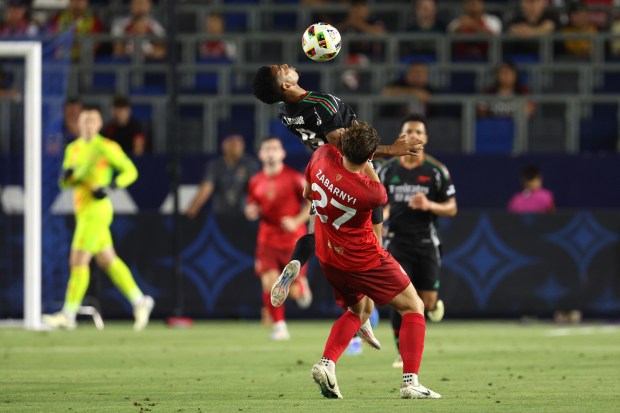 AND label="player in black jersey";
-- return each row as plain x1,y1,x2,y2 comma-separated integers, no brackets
377,114,457,368
252,64,423,349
